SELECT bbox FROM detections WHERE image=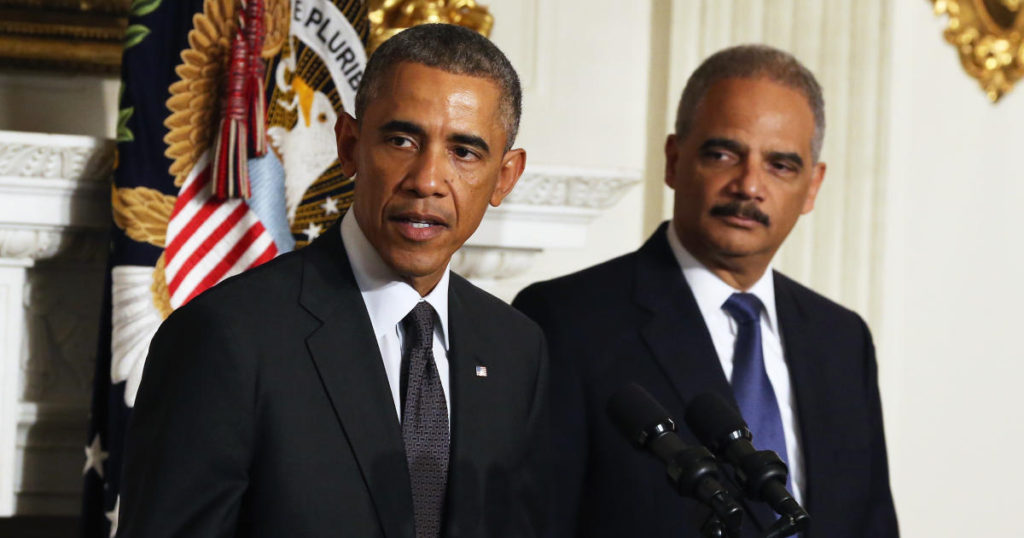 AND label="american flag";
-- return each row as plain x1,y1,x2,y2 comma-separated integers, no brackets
82,2,368,536
164,153,277,309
